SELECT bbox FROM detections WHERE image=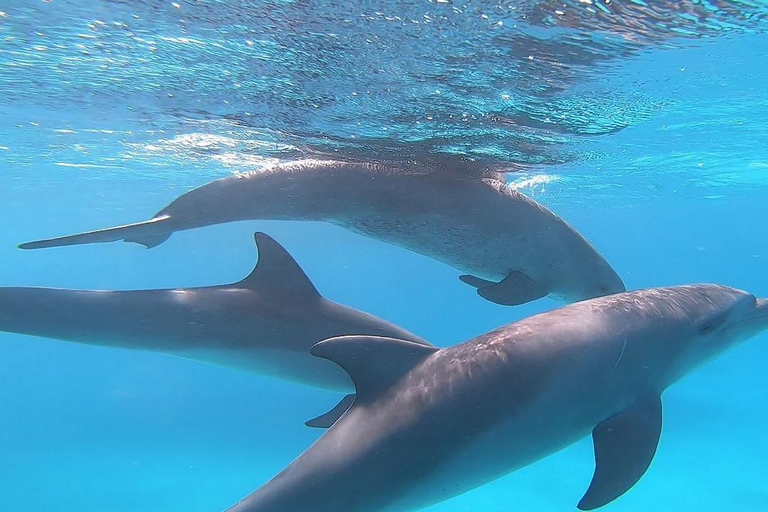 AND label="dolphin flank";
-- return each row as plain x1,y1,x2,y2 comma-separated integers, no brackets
19,159,625,305
1,232,429,426
225,284,768,512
